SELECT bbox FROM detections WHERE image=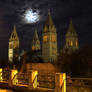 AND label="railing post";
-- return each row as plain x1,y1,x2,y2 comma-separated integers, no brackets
8,69,18,87
28,71,33,89
0,68,3,81
28,70,38,90
55,73,66,92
